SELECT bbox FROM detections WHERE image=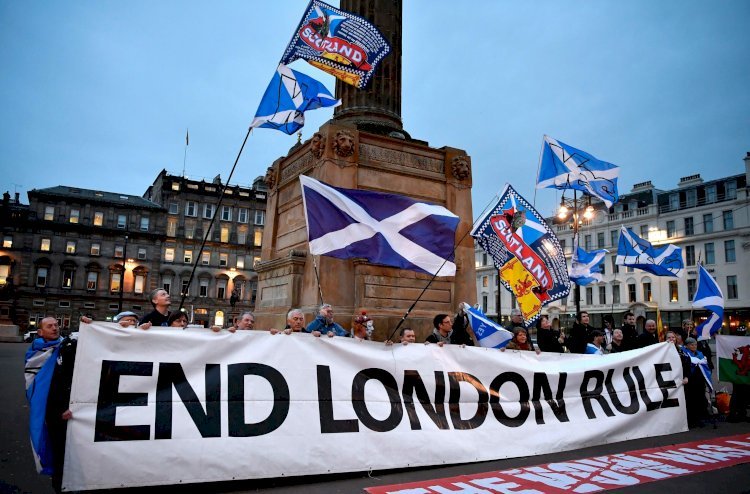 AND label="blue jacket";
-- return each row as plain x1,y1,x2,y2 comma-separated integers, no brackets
305,315,349,337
